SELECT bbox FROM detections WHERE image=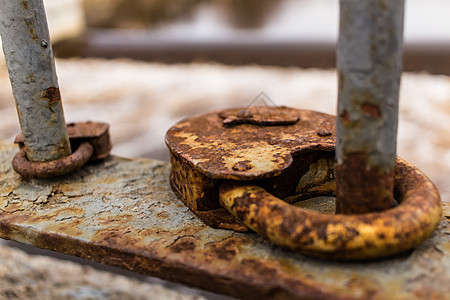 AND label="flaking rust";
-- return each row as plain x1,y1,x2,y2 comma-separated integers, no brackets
15,121,112,161
220,158,441,259
42,87,61,105
336,0,404,214
12,142,94,178
166,106,336,229
13,122,112,178
0,140,448,299
166,106,441,259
